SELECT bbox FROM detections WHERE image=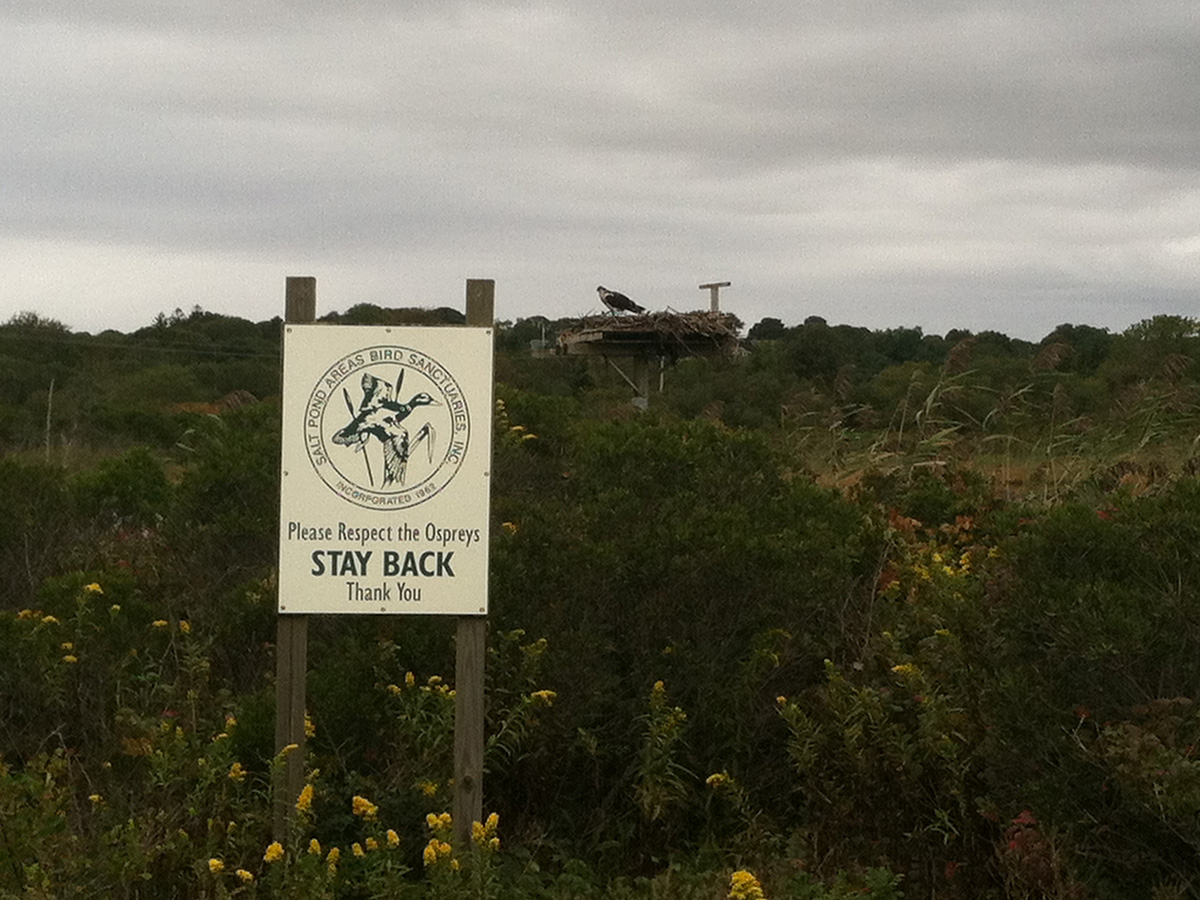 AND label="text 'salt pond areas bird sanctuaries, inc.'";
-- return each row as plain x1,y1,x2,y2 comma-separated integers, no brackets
278,324,494,615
